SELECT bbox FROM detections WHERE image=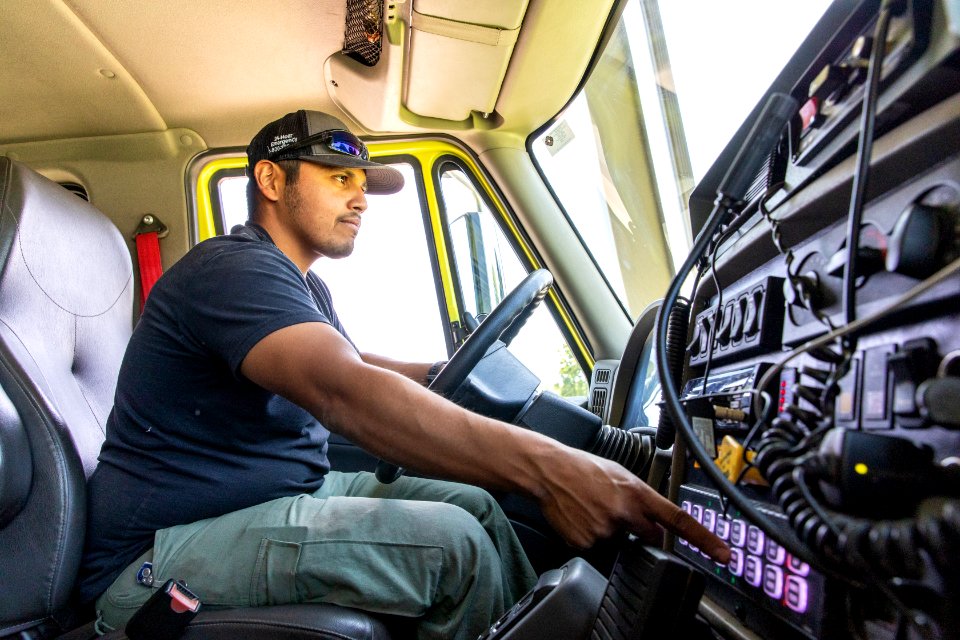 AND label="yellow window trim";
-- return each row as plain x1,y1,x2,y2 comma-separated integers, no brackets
194,155,248,241
192,140,592,367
